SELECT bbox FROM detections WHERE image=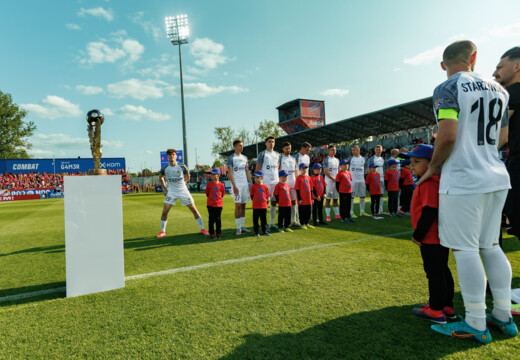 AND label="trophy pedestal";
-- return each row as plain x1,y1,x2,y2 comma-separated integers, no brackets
88,169,107,175
64,175,124,297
